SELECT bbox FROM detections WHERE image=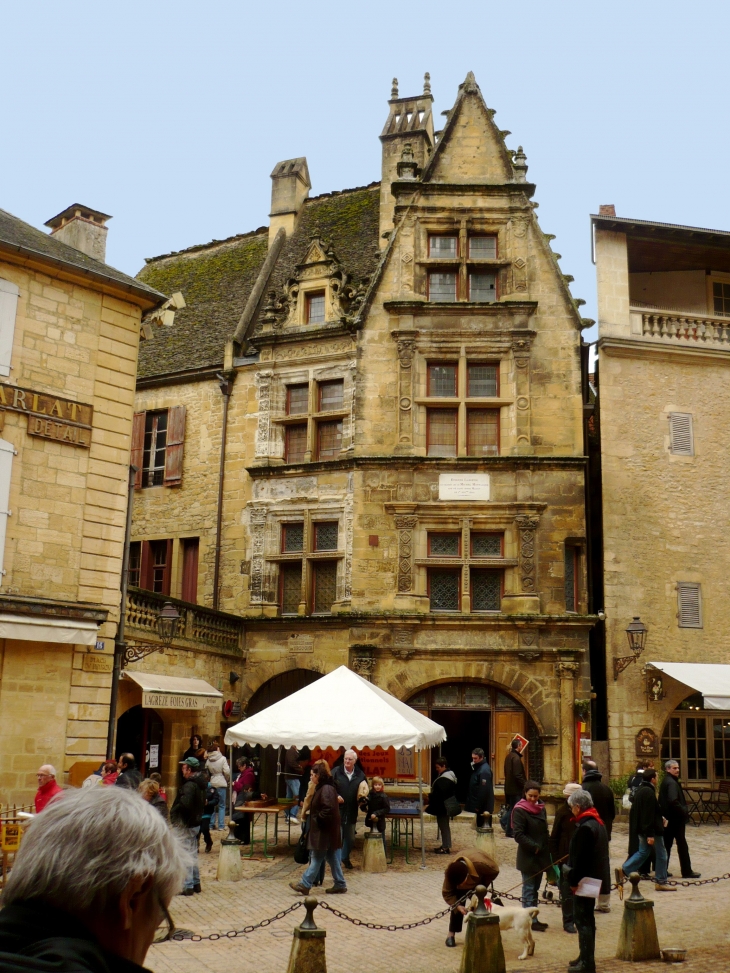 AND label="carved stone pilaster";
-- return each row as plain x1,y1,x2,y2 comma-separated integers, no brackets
508,217,530,294
555,661,580,679
342,493,354,603
511,332,535,453
350,644,377,681
515,514,539,592
248,505,268,603
254,371,273,458
391,330,417,454
394,513,418,592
